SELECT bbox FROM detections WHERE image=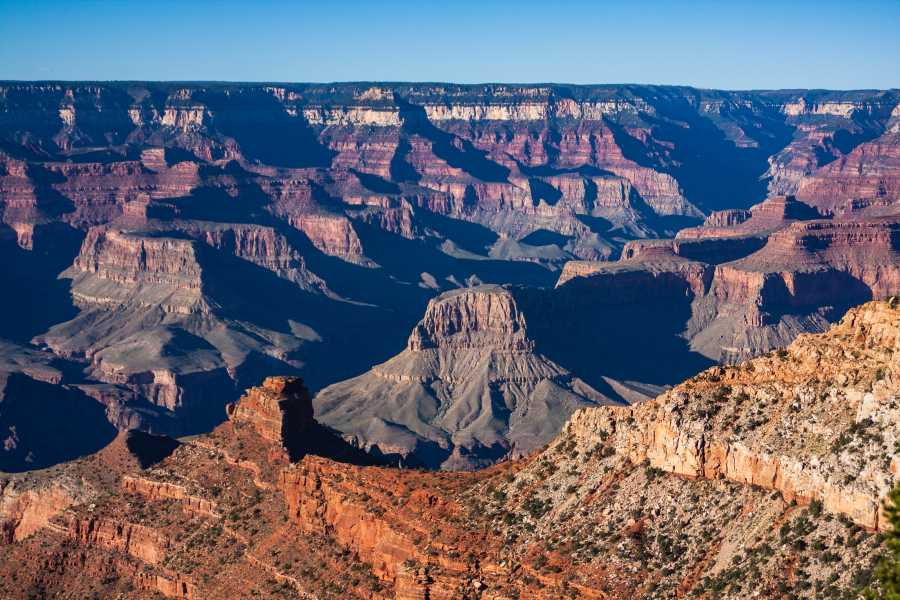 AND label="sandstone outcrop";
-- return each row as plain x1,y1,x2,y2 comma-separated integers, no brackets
0,476,91,542
3,305,897,599
121,476,219,517
1,82,899,474
226,376,314,458
58,514,170,564
407,285,532,351
563,300,900,530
